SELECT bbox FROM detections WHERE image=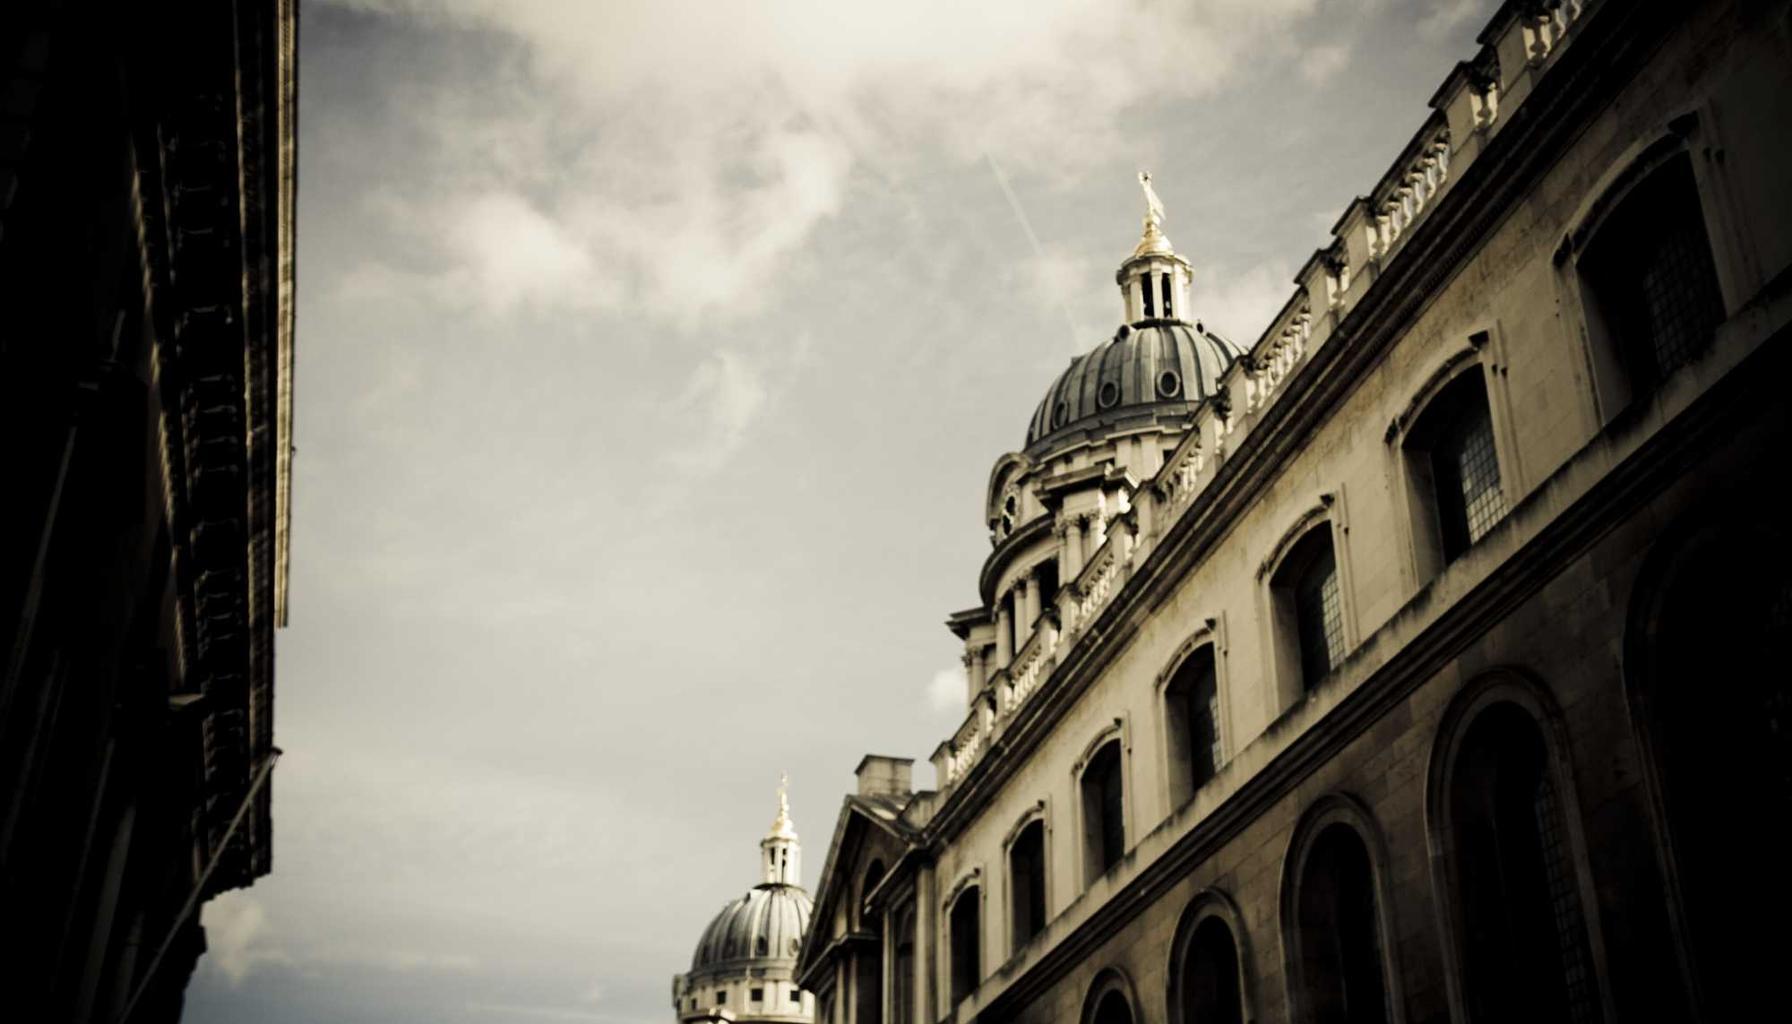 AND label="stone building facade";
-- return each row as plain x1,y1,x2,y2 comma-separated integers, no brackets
798,2,1792,1023
0,2,296,1021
